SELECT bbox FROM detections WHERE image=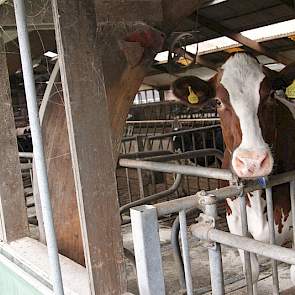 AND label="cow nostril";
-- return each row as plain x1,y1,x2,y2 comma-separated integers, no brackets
235,156,245,166
259,153,268,168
